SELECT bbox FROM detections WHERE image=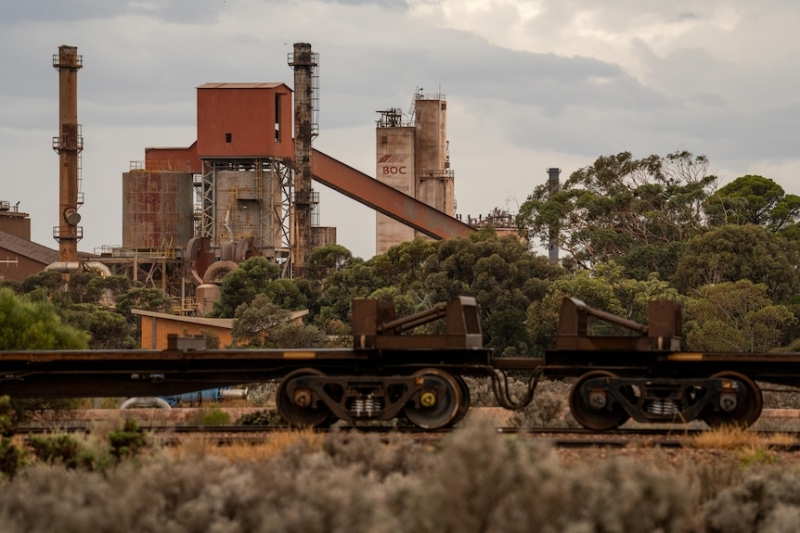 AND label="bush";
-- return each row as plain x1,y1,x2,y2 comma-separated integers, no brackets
703,470,800,533
196,406,231,427
108,419,147,460
27,435,81,468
